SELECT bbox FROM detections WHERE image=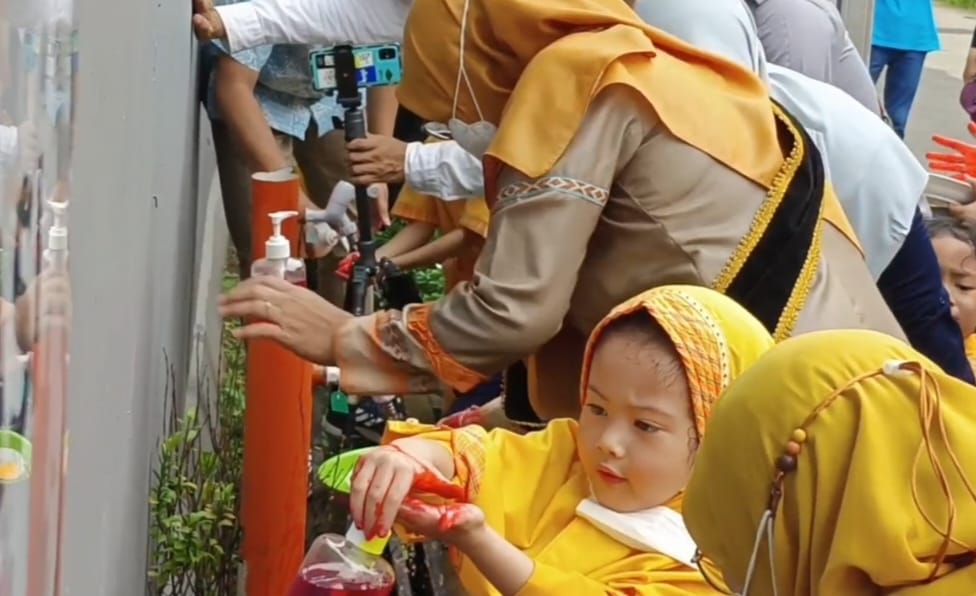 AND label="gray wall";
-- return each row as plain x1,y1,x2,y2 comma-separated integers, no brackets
62,0,211,592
